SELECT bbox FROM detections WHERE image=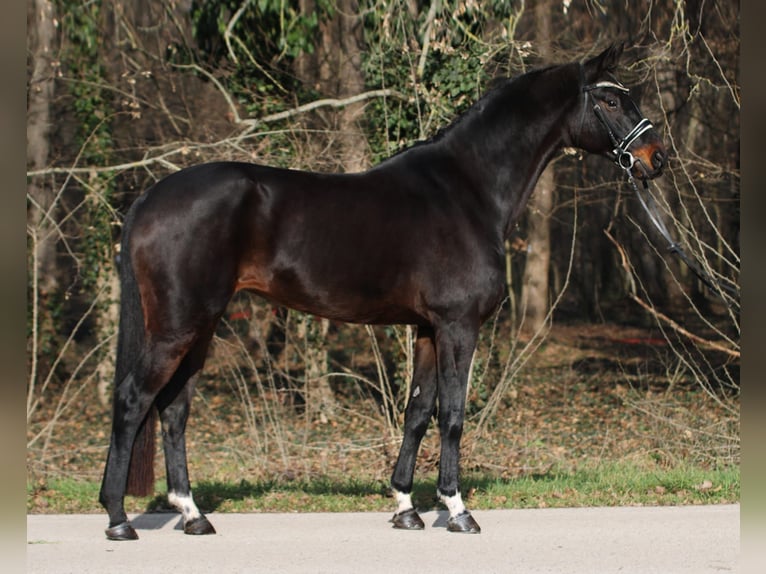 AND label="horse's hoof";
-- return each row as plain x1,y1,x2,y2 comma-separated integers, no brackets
390,508,425,530
105,521,139,541
447,511,481,533
184,515,216,535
